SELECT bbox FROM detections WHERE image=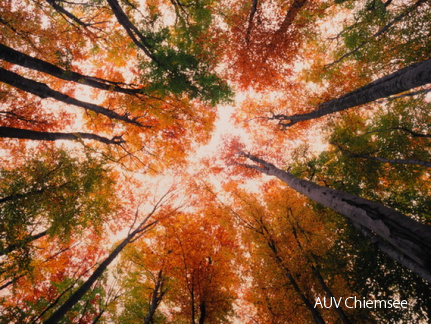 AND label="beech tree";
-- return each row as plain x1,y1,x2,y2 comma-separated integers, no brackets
267,58,431,128
235,151,431,282
43,188,179,323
